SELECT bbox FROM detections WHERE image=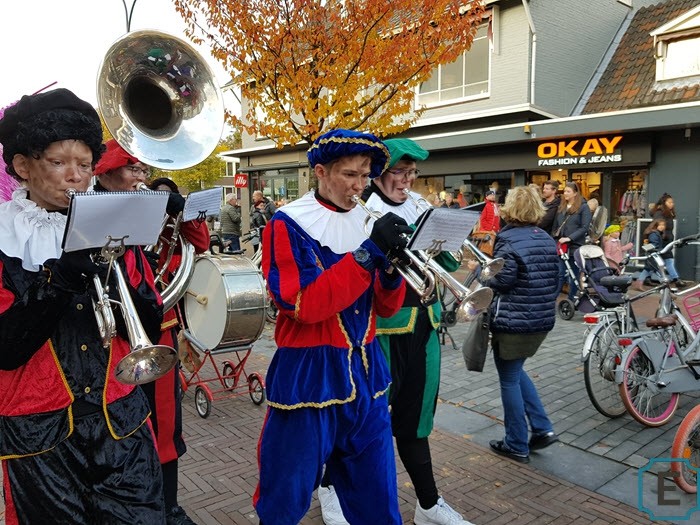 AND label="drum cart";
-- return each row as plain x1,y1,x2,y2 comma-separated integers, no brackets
179,254,269,418
179,331,265,418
